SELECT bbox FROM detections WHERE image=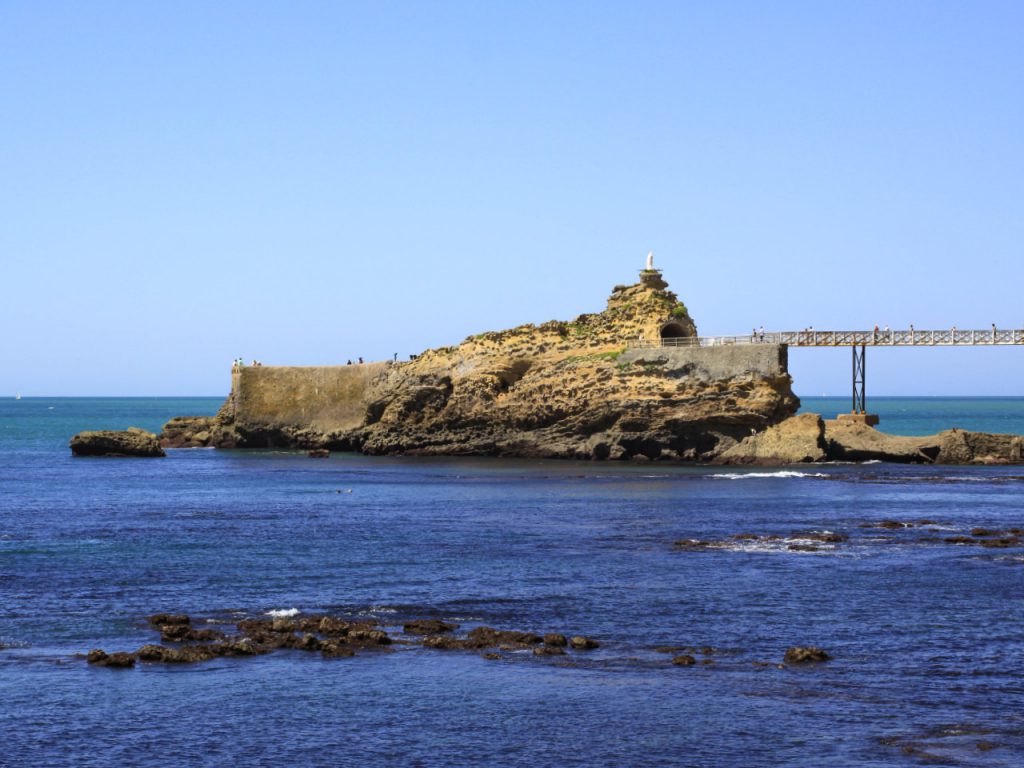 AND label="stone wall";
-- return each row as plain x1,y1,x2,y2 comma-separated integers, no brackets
232,364,390,433
617,344,788,381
